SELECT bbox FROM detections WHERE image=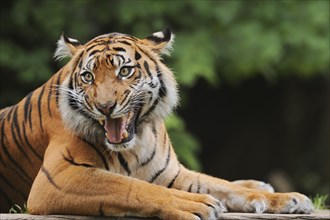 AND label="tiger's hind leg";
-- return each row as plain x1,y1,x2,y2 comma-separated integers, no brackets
232,180,275,193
